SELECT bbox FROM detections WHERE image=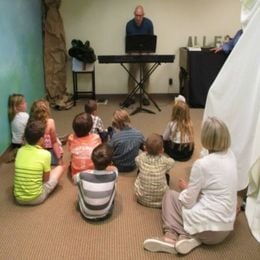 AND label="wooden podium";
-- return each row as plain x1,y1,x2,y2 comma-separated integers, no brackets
179,47,227,108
